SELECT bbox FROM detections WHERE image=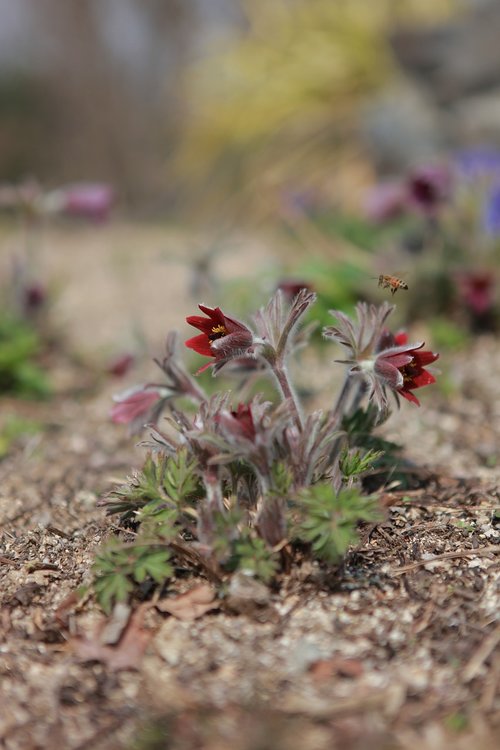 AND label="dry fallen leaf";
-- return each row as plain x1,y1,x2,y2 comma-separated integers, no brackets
100,602,132,645
309,657,364,682
71,604,152,671
54,590,80,627
156,583,219,621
